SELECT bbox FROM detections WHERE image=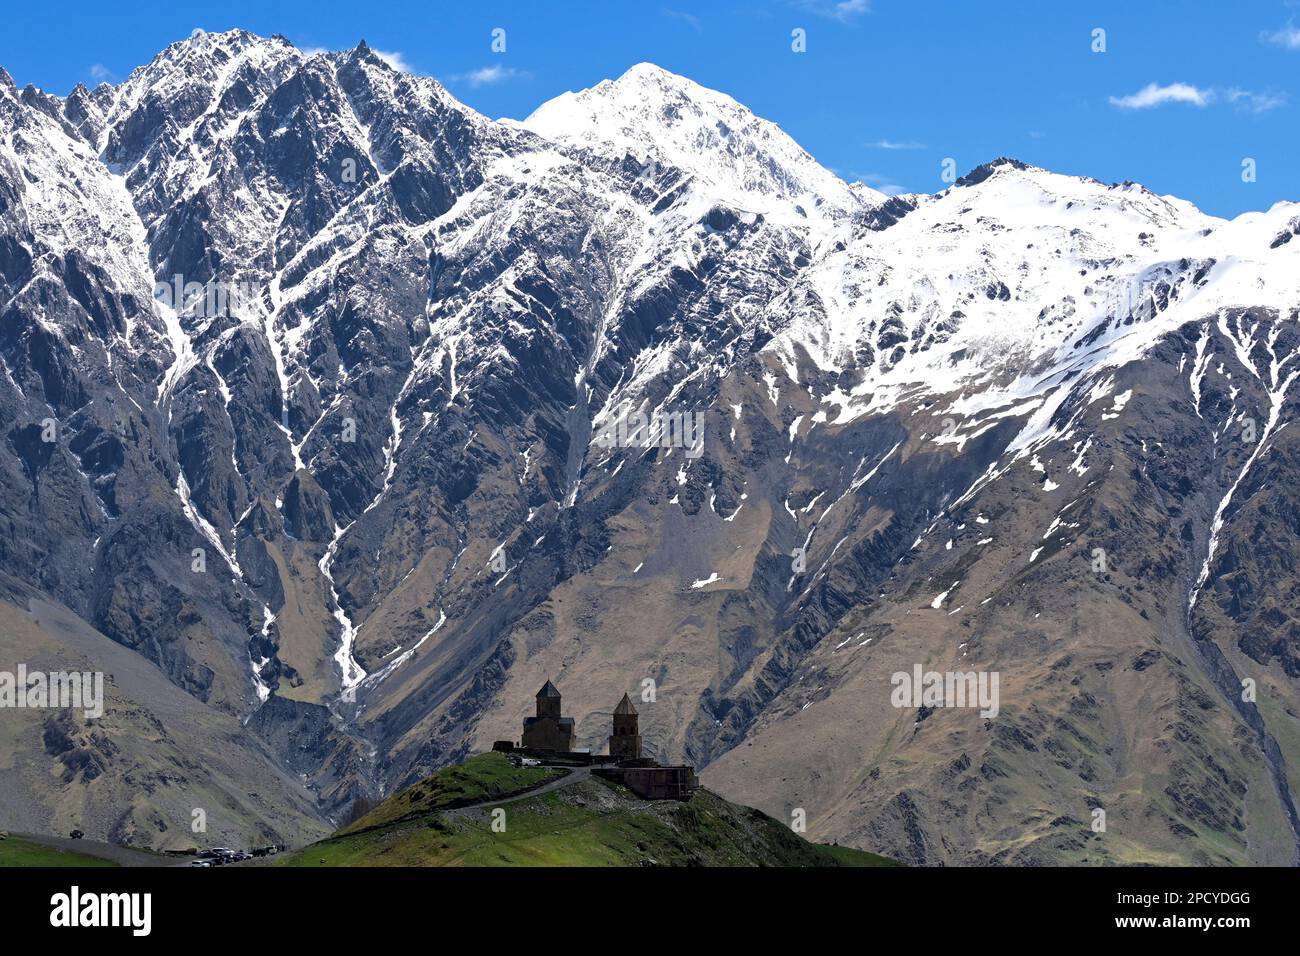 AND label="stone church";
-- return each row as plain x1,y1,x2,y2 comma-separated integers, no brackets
609,693,642,758
521,680,576,752
500,680,699,800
